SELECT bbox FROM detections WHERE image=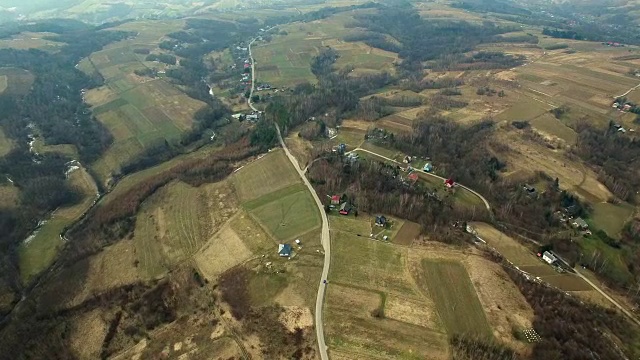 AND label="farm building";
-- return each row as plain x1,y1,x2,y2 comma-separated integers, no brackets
407,172,418,182
330,195,341,205
444,178,455,188
523,184,537,197
339,202,352,215
571,217,588,230
542,251,557,265
375,215,387,227
278,244,292,257
423,163,432,172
